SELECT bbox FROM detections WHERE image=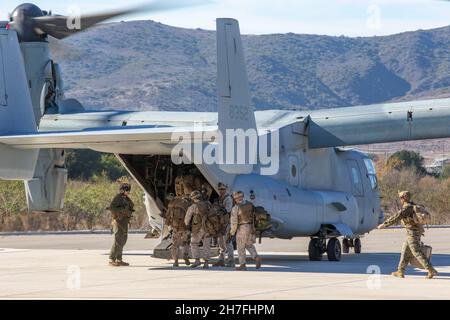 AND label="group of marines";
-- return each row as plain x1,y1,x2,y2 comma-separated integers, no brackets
166,180,262,271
